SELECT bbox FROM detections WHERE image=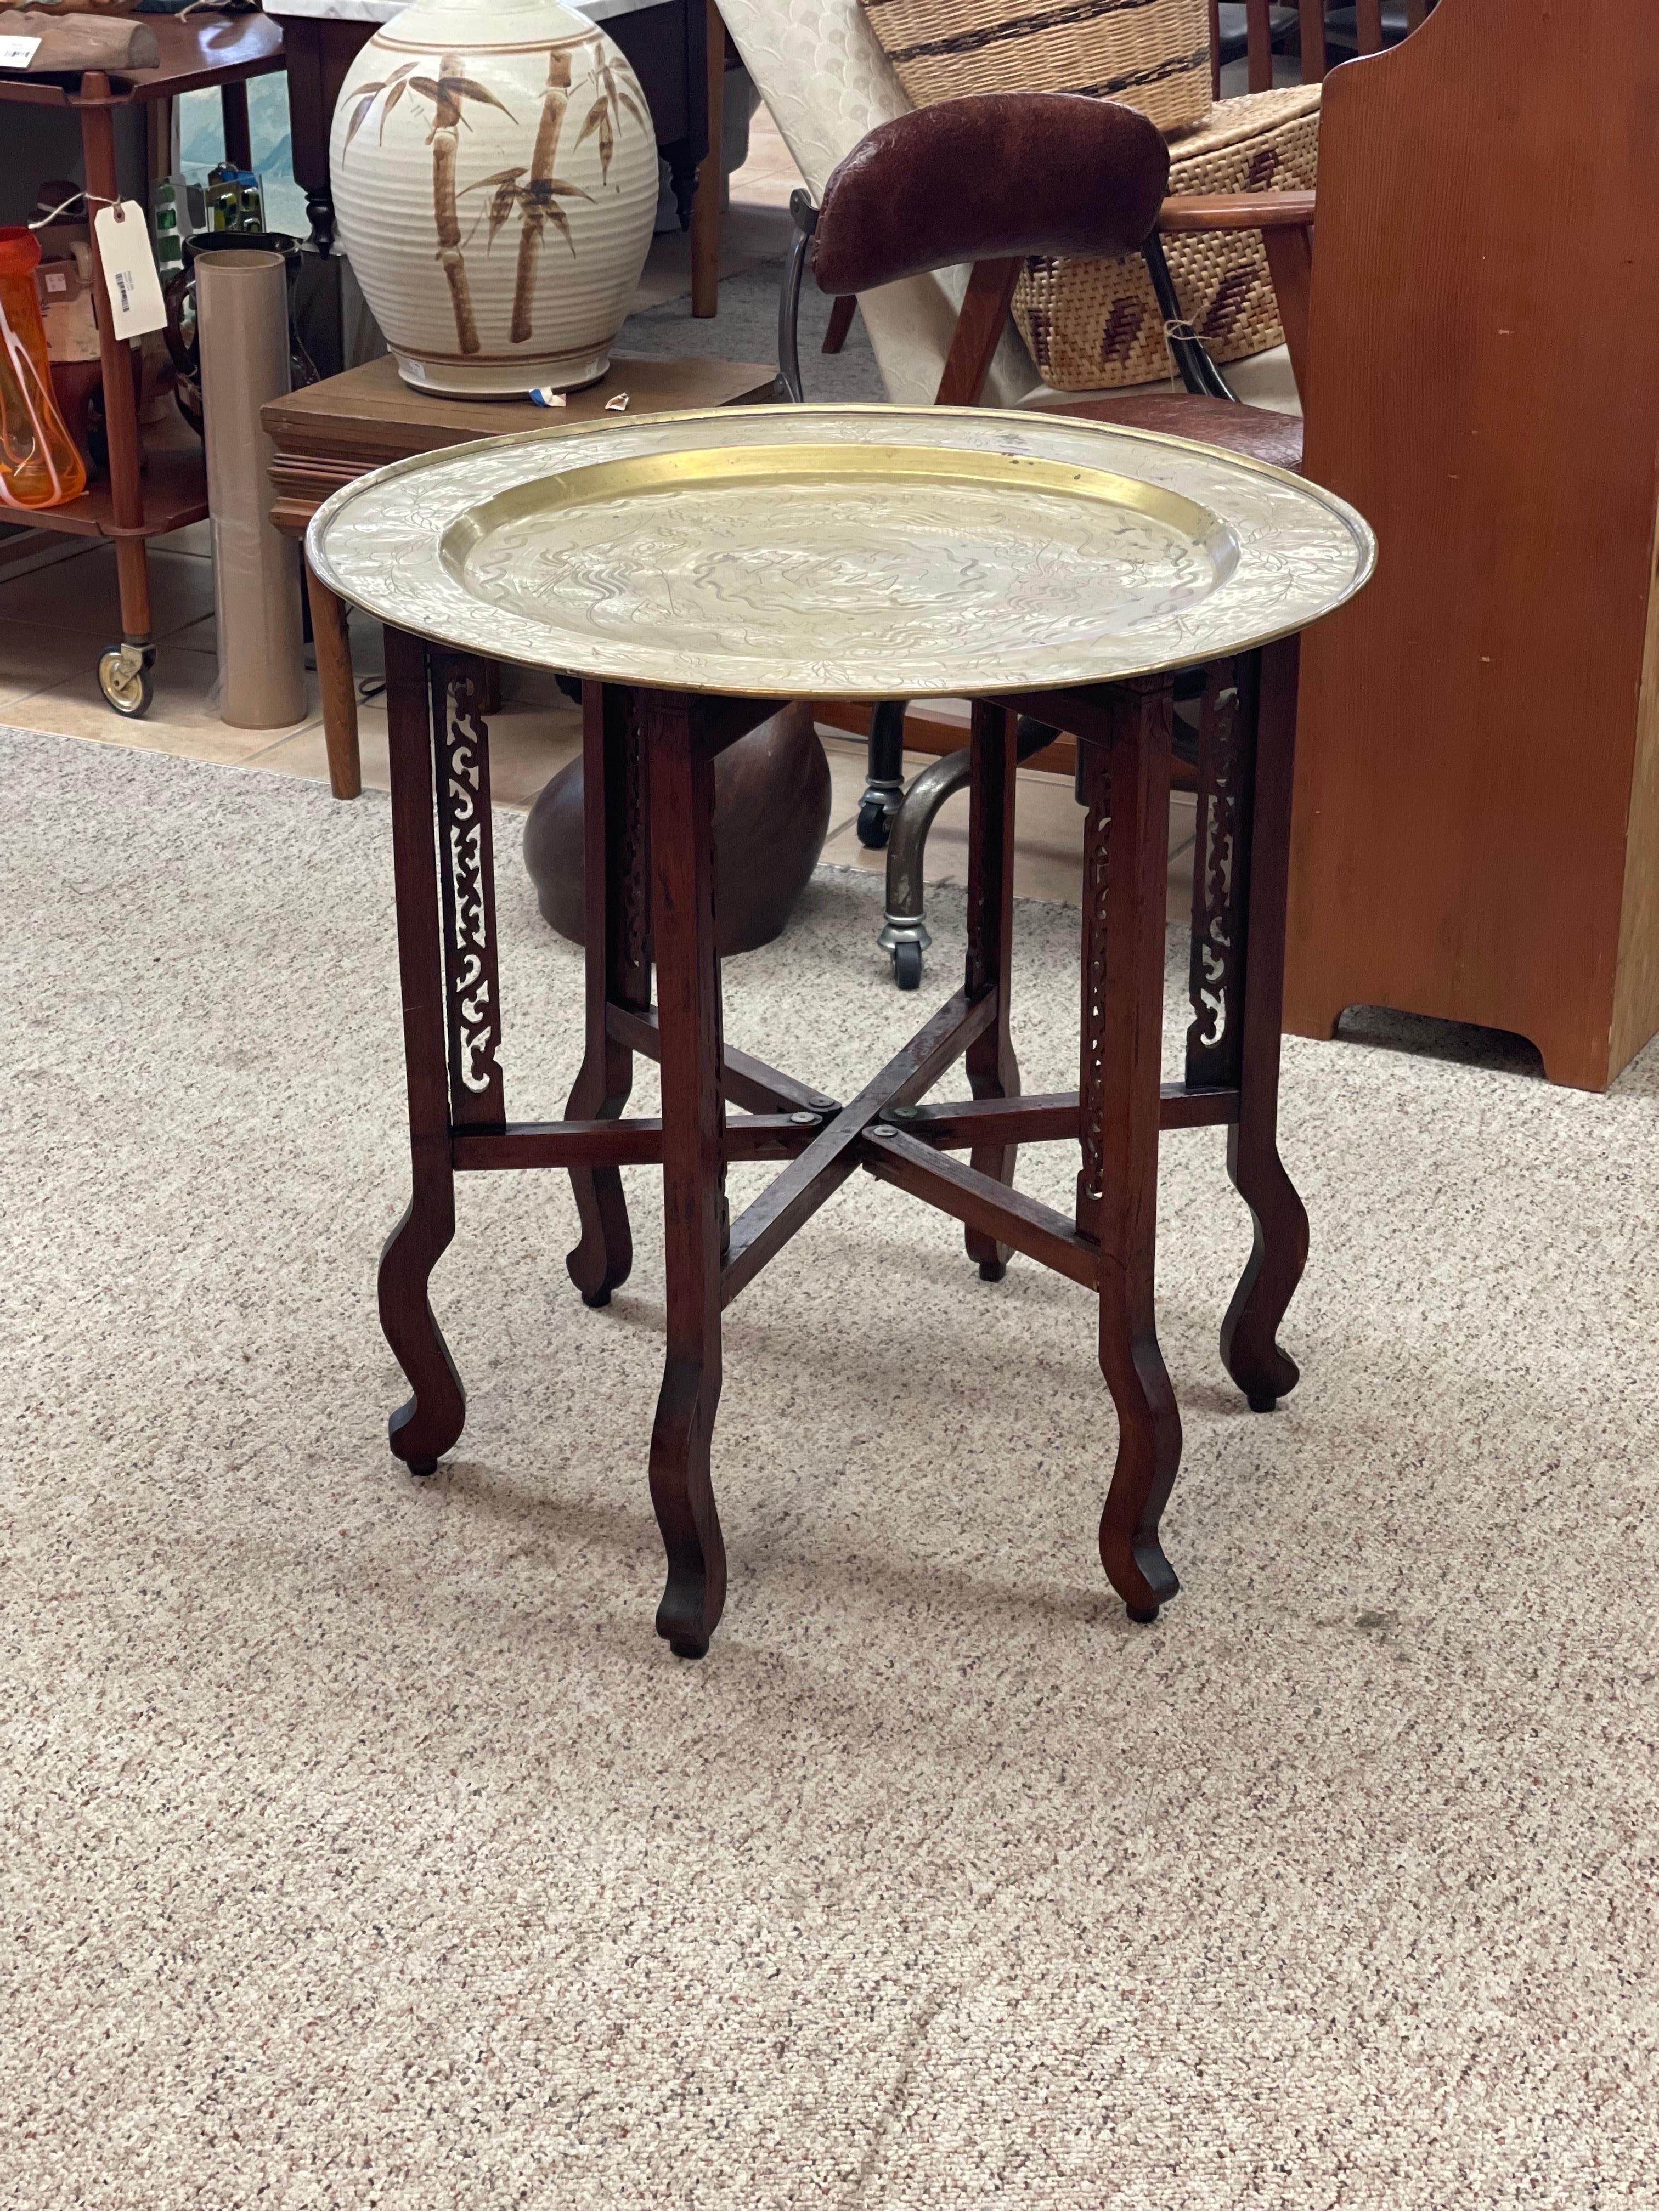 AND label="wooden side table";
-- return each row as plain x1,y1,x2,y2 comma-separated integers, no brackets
309,403,1373,1656
262,350,777,797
